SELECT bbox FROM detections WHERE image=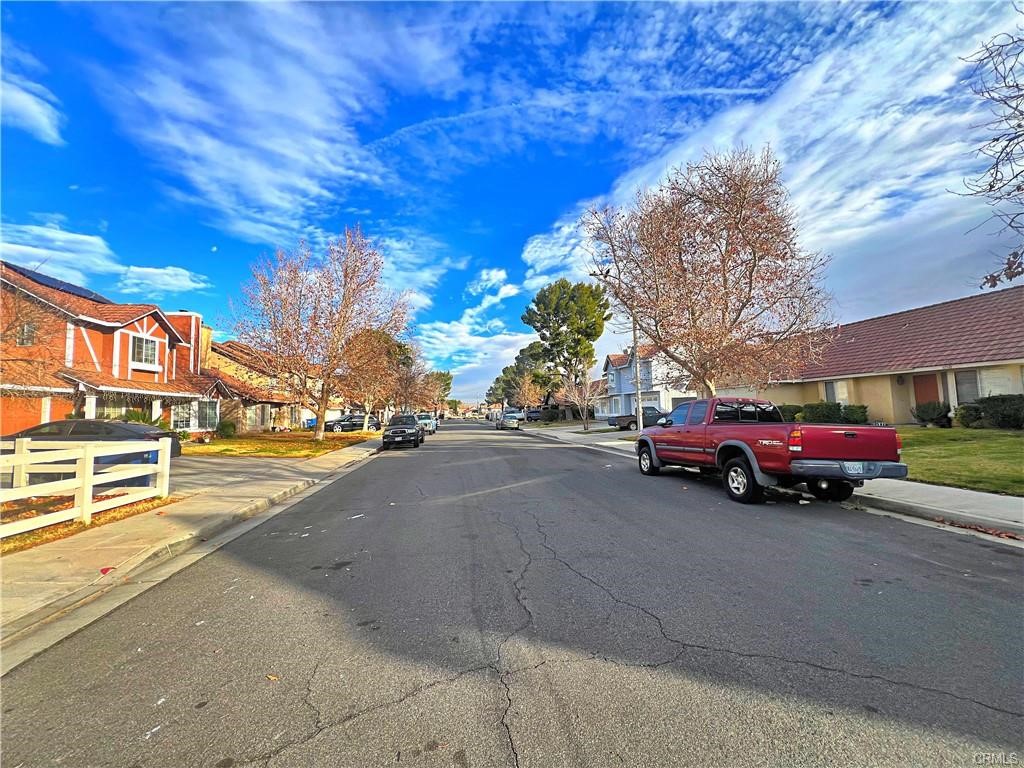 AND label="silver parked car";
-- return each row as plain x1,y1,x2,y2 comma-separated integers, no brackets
496,410,524,430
